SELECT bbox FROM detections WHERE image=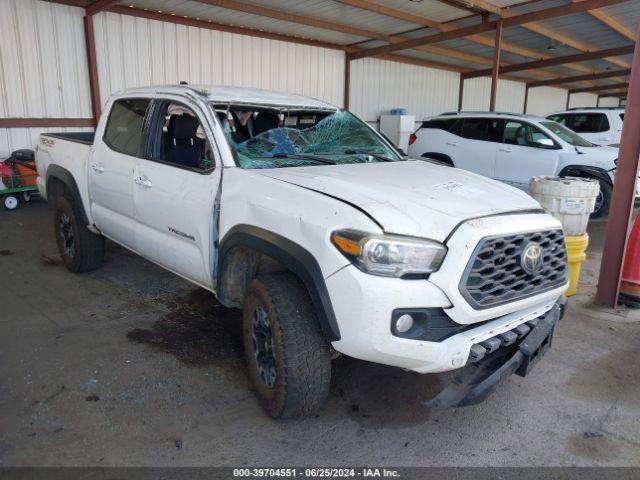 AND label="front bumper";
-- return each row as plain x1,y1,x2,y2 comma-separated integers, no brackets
327,262,563,374
425,301,562,407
